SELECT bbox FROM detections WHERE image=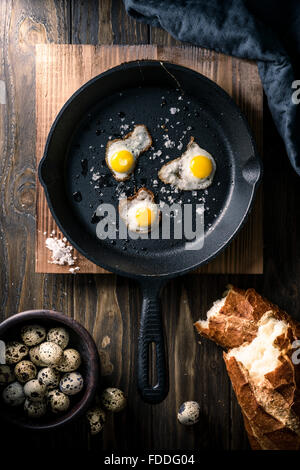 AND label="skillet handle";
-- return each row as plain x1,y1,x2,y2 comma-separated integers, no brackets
138,279,168,404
